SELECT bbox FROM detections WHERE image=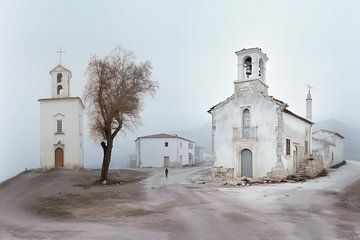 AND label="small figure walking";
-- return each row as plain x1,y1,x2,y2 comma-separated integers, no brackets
165,168,169,179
